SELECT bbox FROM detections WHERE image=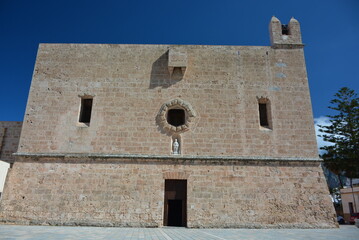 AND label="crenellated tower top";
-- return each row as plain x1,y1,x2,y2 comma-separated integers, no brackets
269,16,304,49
